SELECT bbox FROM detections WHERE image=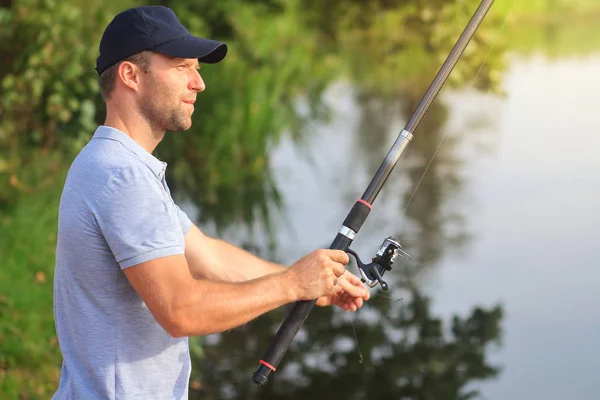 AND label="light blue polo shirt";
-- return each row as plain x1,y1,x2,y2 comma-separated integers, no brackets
52,126,193,399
